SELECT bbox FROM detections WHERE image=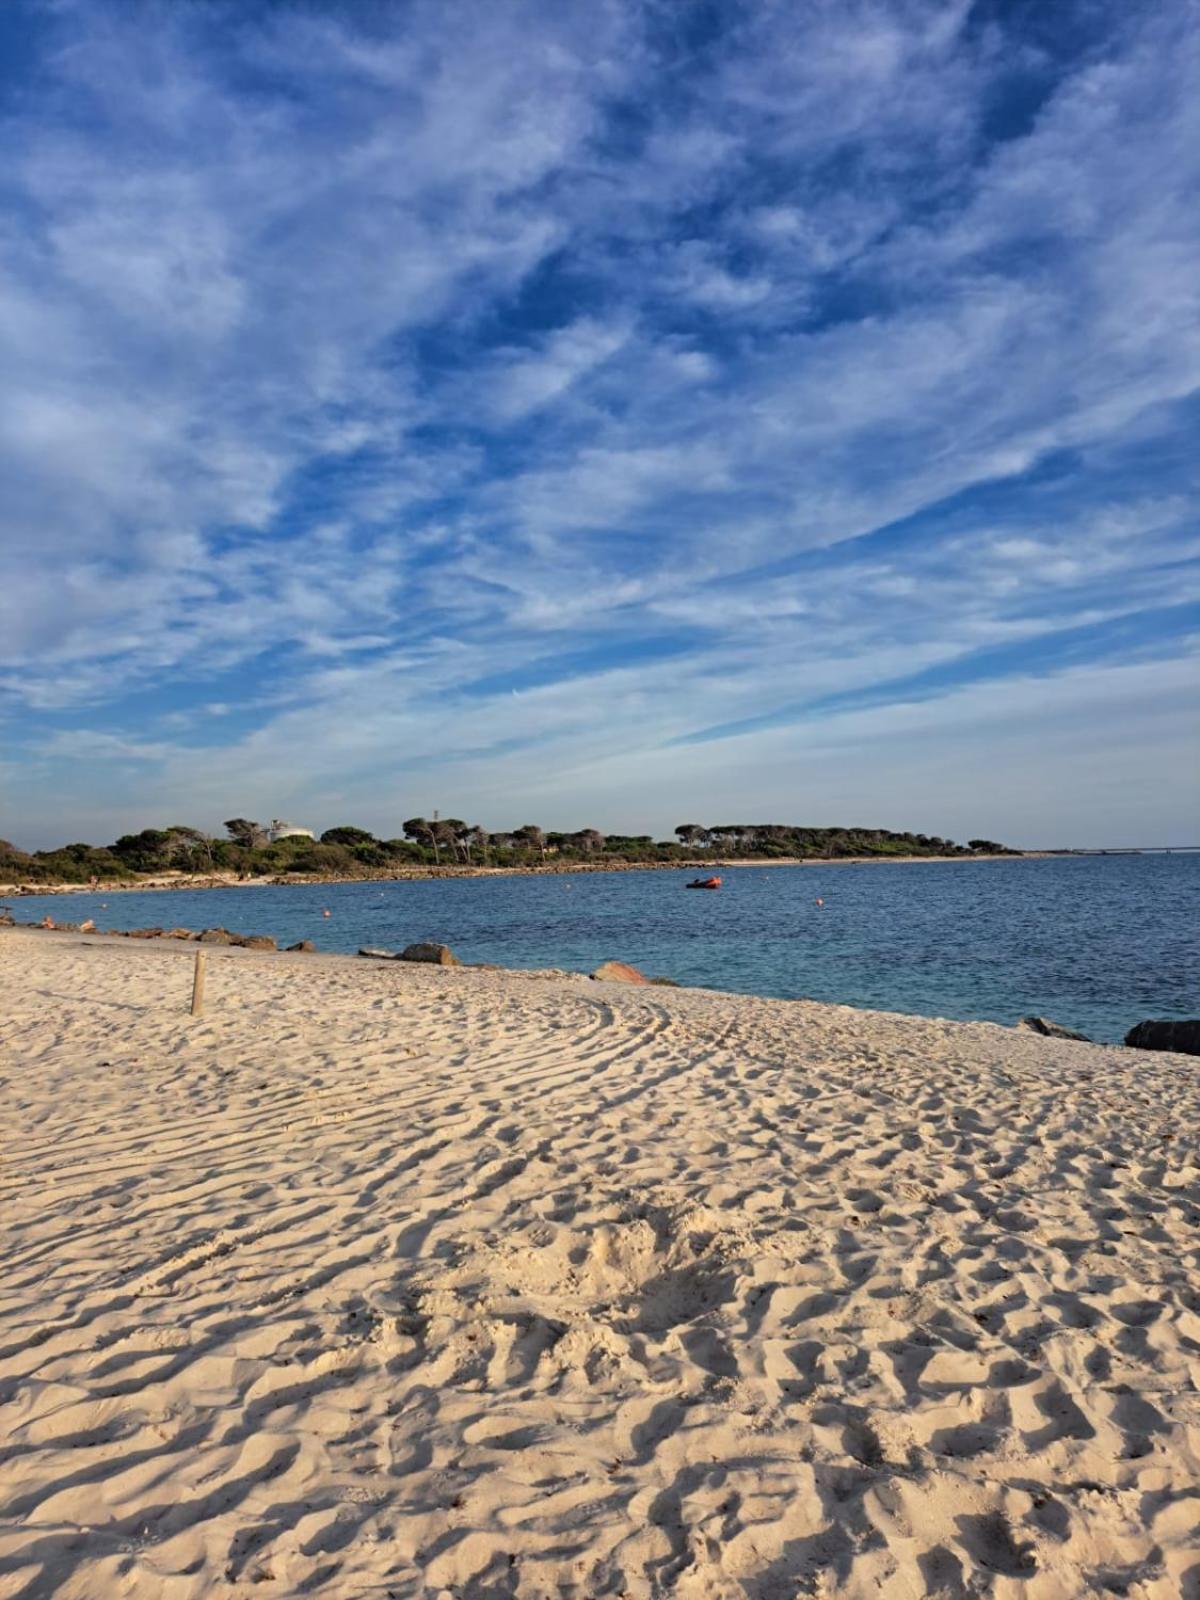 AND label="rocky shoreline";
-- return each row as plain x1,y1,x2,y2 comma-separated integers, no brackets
4,919,1194,1054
